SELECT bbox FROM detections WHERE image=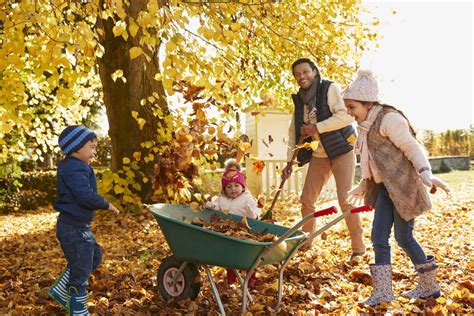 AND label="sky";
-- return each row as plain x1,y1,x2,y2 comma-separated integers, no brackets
359,0,473,132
